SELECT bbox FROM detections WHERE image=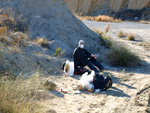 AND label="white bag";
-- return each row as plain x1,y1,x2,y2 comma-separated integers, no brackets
64,60,74,76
